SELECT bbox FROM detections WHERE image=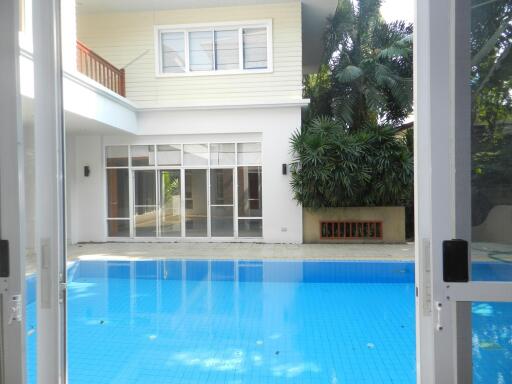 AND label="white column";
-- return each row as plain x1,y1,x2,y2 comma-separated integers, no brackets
33,0,67,382
0,0,27,382
415,0,472,383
